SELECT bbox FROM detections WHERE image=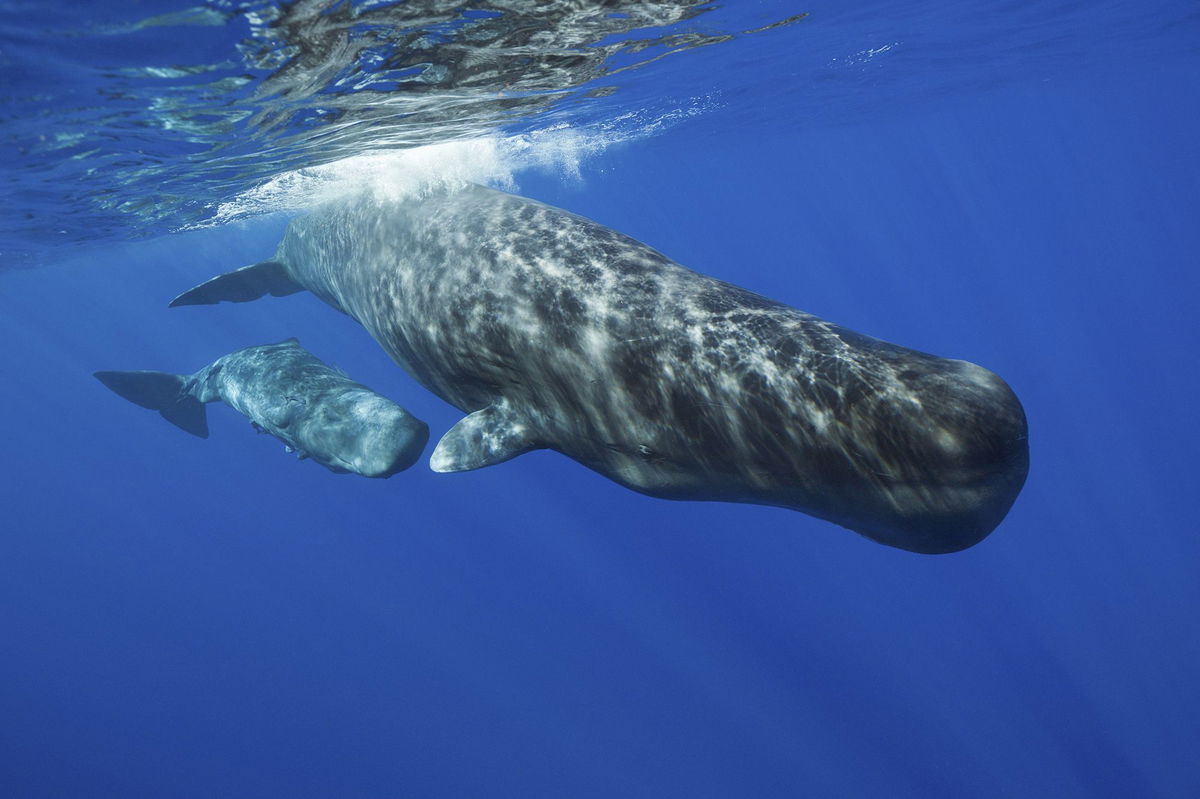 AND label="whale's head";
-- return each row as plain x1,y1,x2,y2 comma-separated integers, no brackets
573,347,1028,555
840,358,1029,554
297,390,430,478
658,345,1030,555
